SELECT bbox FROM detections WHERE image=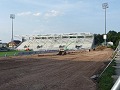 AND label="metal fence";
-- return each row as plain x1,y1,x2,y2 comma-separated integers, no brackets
111,41,120,90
